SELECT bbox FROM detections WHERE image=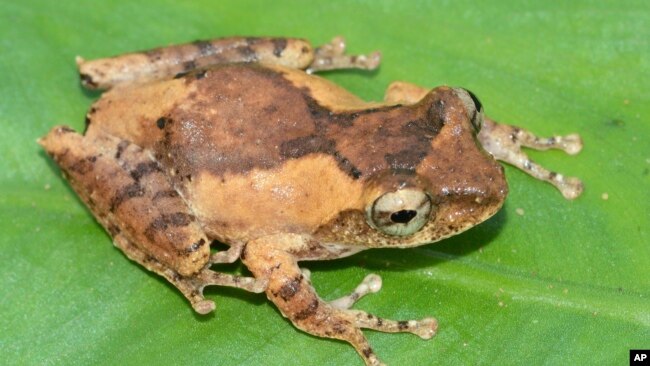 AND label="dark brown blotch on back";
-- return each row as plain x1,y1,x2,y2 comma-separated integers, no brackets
301,93,399,128
280,135,362,179
154,65,447,183
333,151,362,179
280,135,335,158
383,98,445,172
